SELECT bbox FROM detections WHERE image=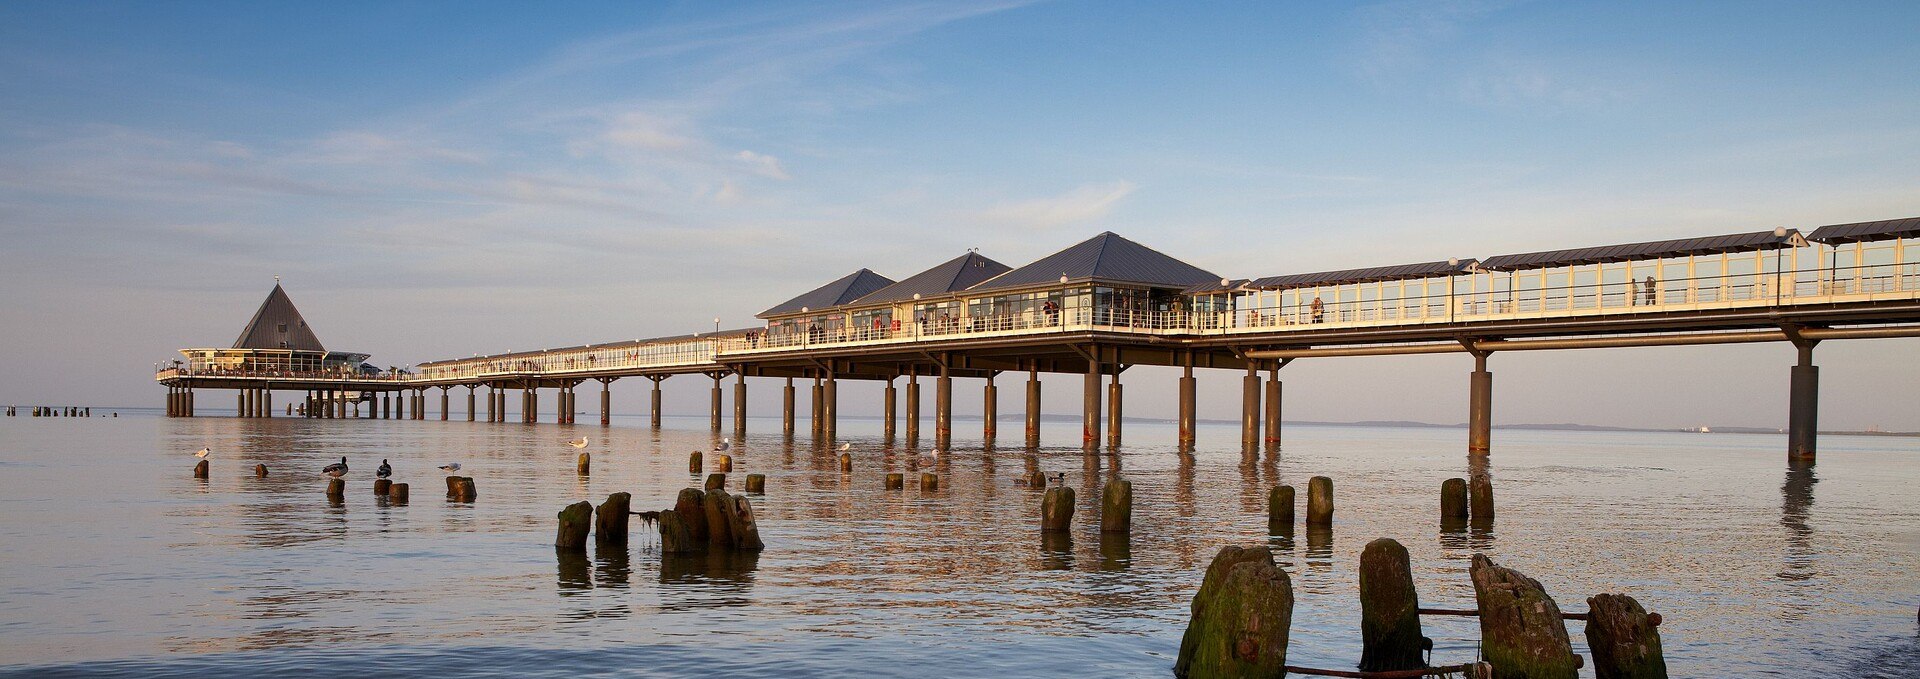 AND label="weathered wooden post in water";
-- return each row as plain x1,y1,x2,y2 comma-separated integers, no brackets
1174,546,1293,678
1307,476,1333,526
1585,593,1667,678
326,478,345,500
555,501,592,551
1358,538,1427,672
447,476,476,501
576,452,590,475
374,478,392,496
1101,476,1131,533
1471,554,1579,678
194,460,209,478
838,451,852,472
390,483,409,503
727,494,765,551
705,473,726,491
1268,485,1294,533
702,489,736,547
1470,473,1495,522
658,509,696,552
254,464,268,478
885,472,904,490
745,473,766,494
1442,477,1469,520
689,451,703,473
1041,486,1075,532
675,489,709,543
595,492,631,545
919,472,938,492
